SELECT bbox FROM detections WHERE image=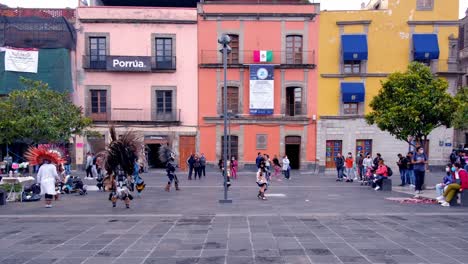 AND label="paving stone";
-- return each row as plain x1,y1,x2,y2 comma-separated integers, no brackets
226,257,254,264
54,258,87,264
112,257,144,264
198,256,226,264
282,255,312,264
254,256,285,264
